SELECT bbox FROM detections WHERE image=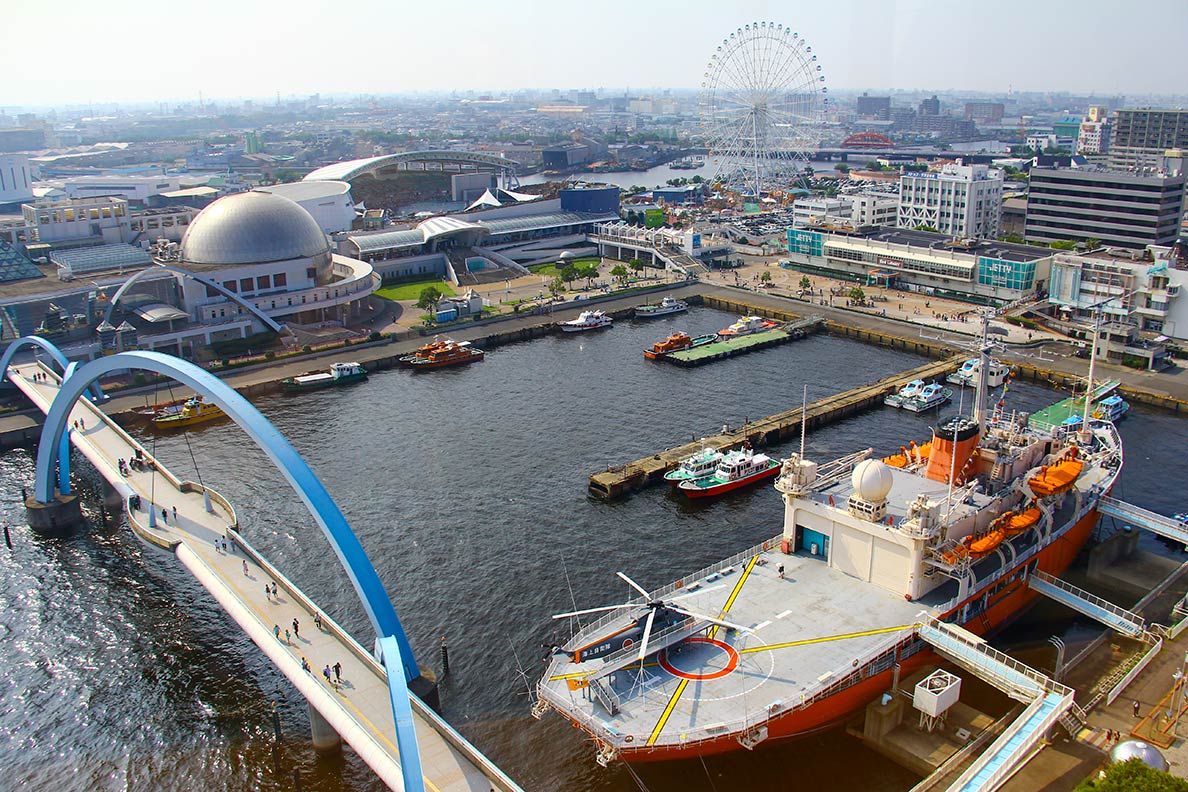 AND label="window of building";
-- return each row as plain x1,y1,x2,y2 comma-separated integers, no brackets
224,280,237,293
274,272,287,287
239,278,253,292
205,284,220,298
256,275,271,290
306,267,316,280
